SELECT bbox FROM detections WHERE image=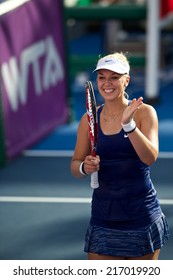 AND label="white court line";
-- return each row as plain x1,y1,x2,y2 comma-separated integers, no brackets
159,199,173,205
0,196,173,205
23,150,74,157
0,196,91,203
159,152,173,158
23,150,173,158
